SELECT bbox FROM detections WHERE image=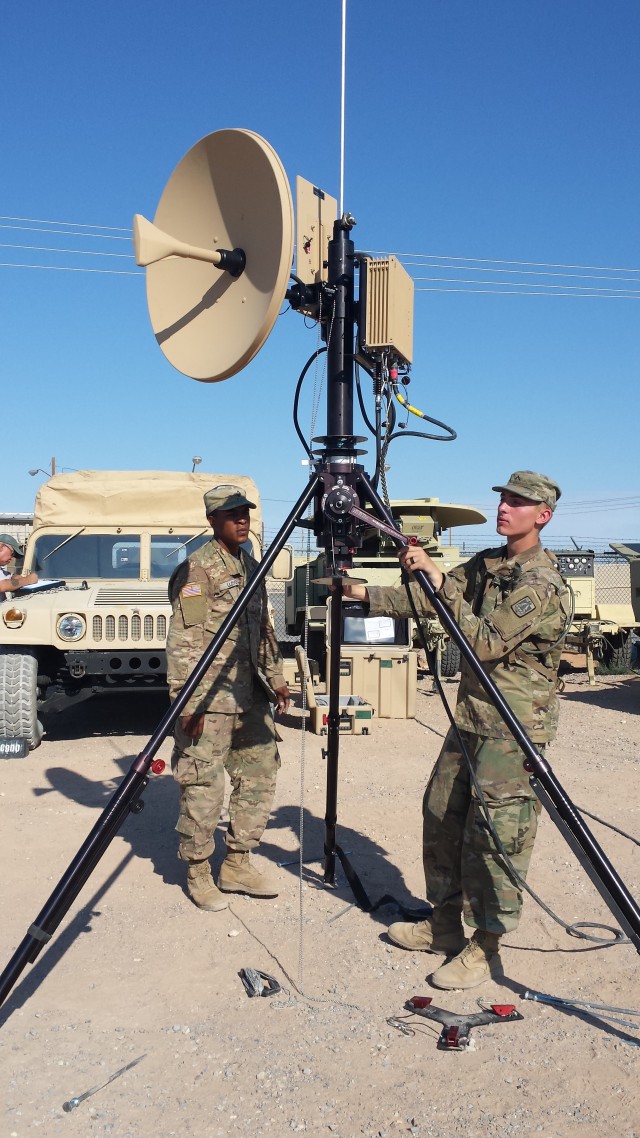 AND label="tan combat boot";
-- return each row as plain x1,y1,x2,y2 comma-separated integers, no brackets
218,852,278,898
387,905,467,955
430,930,502,990
186,860,229,912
